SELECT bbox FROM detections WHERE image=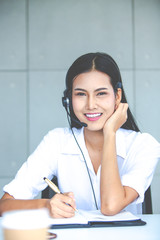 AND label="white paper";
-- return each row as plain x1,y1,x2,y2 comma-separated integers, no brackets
49,210,140,226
